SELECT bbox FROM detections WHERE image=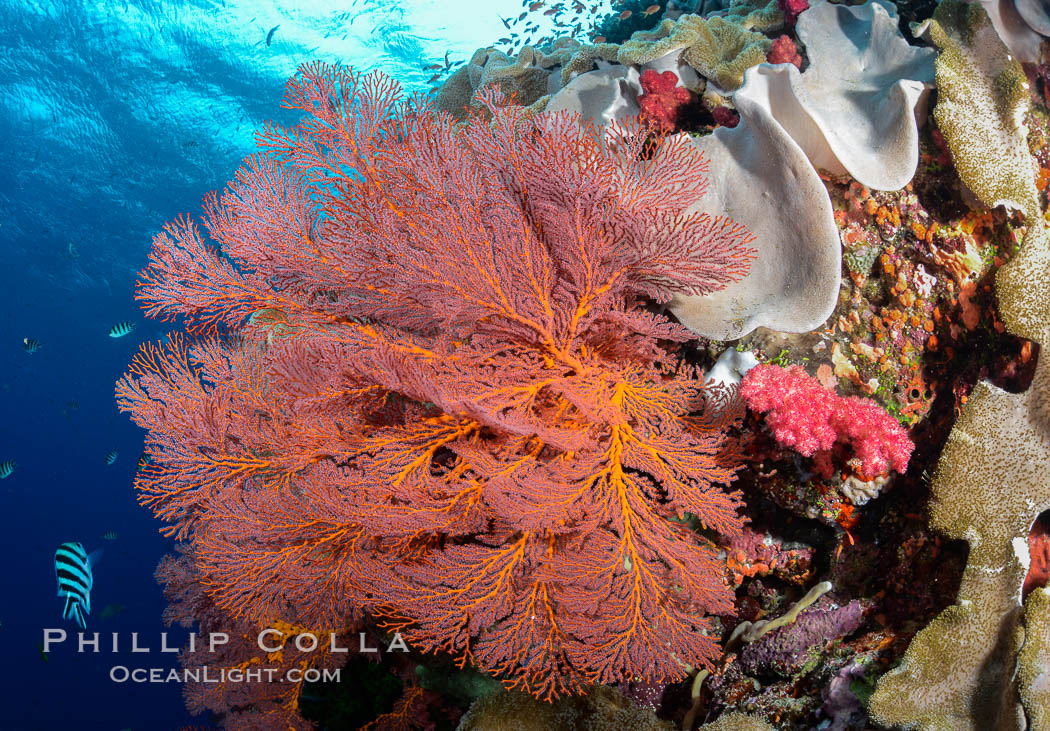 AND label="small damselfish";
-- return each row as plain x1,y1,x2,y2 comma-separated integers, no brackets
104,449,119,466
108,321,135,338
0,460,14,479
55,542,100,630
22,337,41,354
